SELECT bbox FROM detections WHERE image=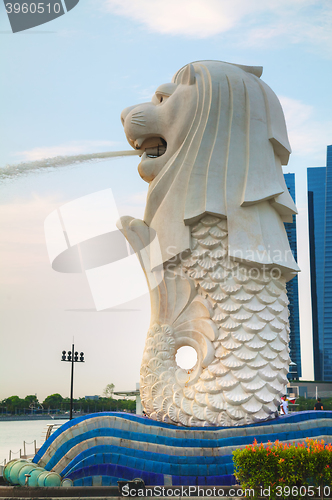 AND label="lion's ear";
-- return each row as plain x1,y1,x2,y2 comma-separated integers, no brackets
181,64,196,85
